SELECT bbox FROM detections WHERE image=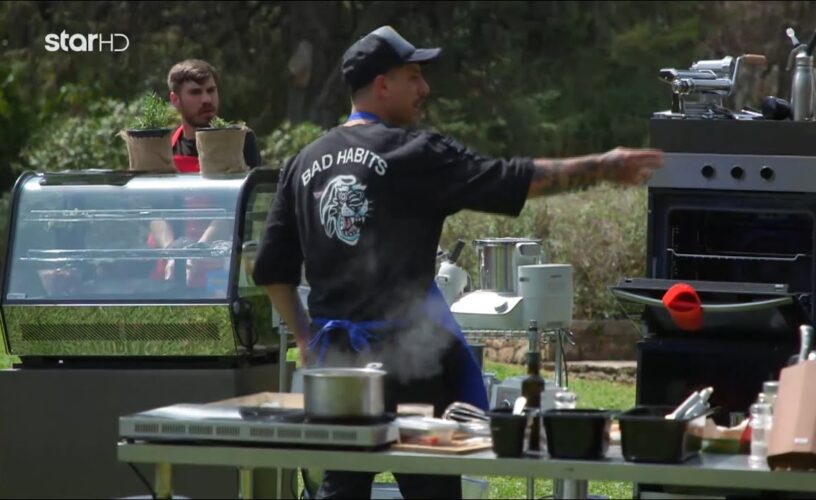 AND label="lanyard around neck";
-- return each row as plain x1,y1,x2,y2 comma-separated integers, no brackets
347,111,381,123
